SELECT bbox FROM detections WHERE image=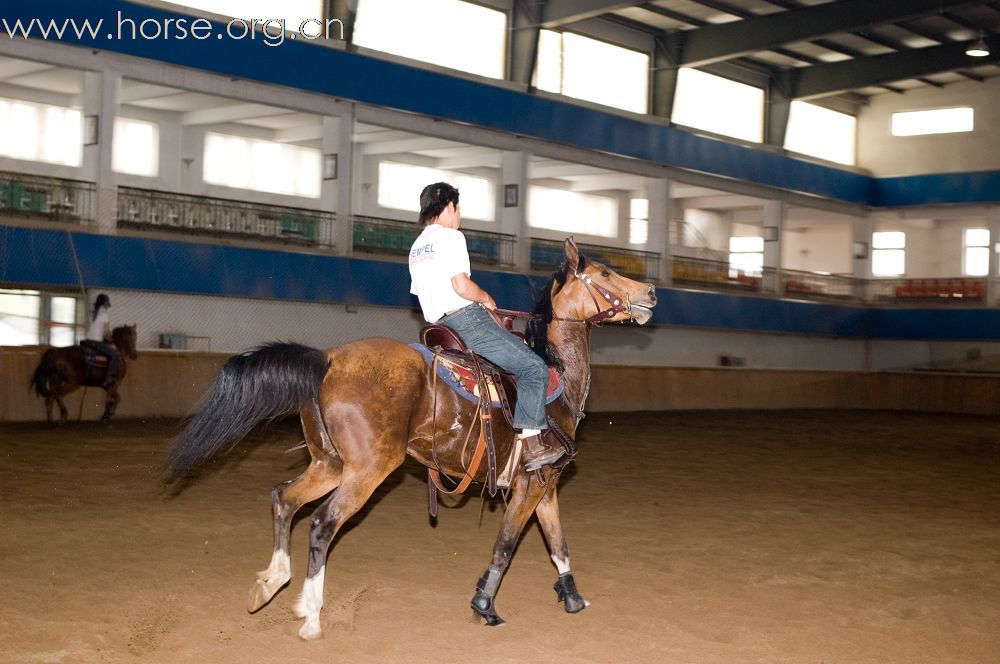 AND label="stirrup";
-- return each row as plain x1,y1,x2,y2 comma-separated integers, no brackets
521,434,565,471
